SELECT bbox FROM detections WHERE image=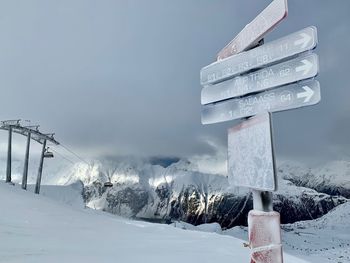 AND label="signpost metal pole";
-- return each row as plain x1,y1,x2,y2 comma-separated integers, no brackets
6,127,12,183
227,111,282,262
252,190,273,212
35,139,46,194
248,210,283,263
22,132,31,190
199,0,321,261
